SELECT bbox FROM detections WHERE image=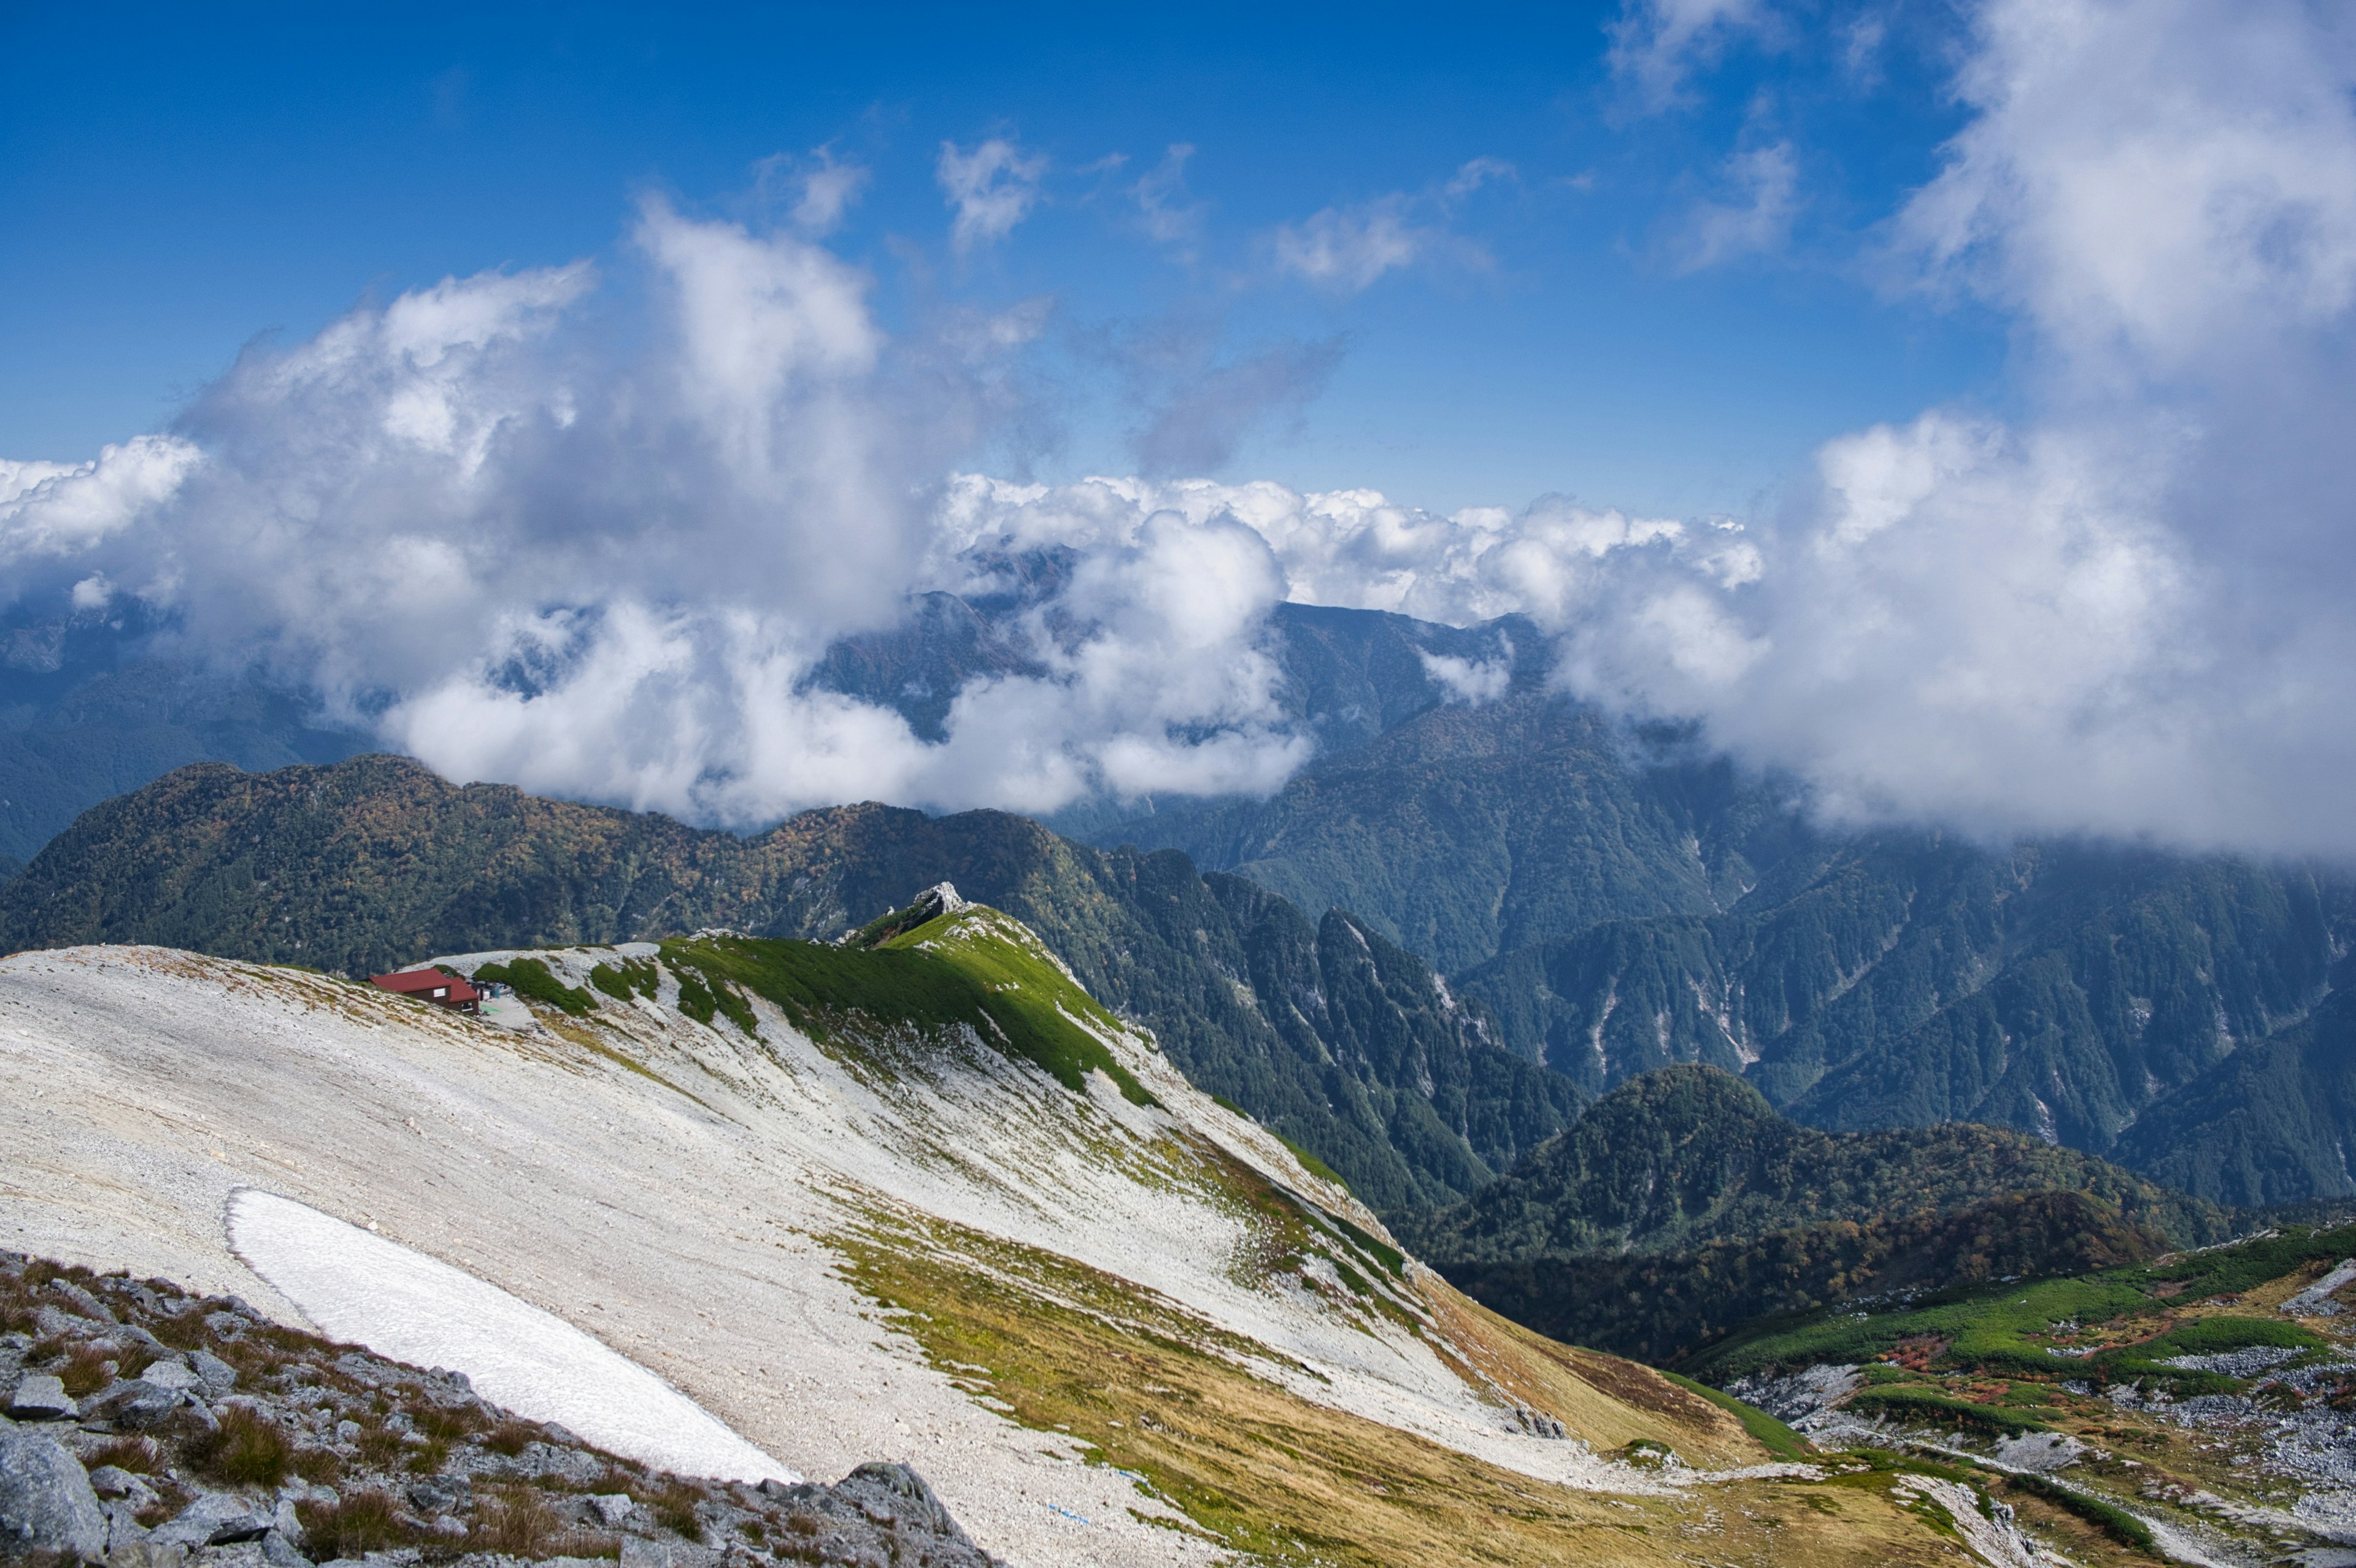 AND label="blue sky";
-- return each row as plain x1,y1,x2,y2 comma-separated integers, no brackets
2,1,2003,517
10,1,2348,853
